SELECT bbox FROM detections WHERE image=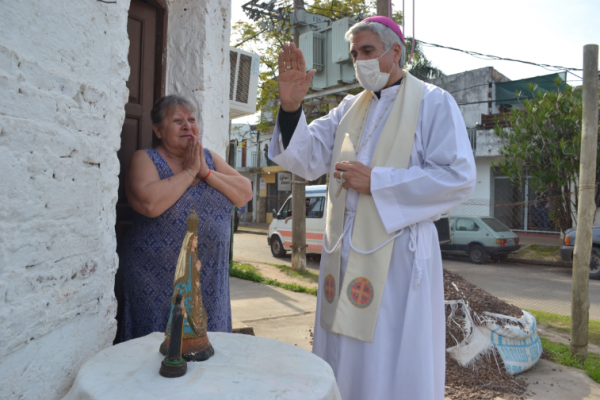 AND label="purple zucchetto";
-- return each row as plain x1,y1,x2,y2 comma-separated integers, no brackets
362,16,405,45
